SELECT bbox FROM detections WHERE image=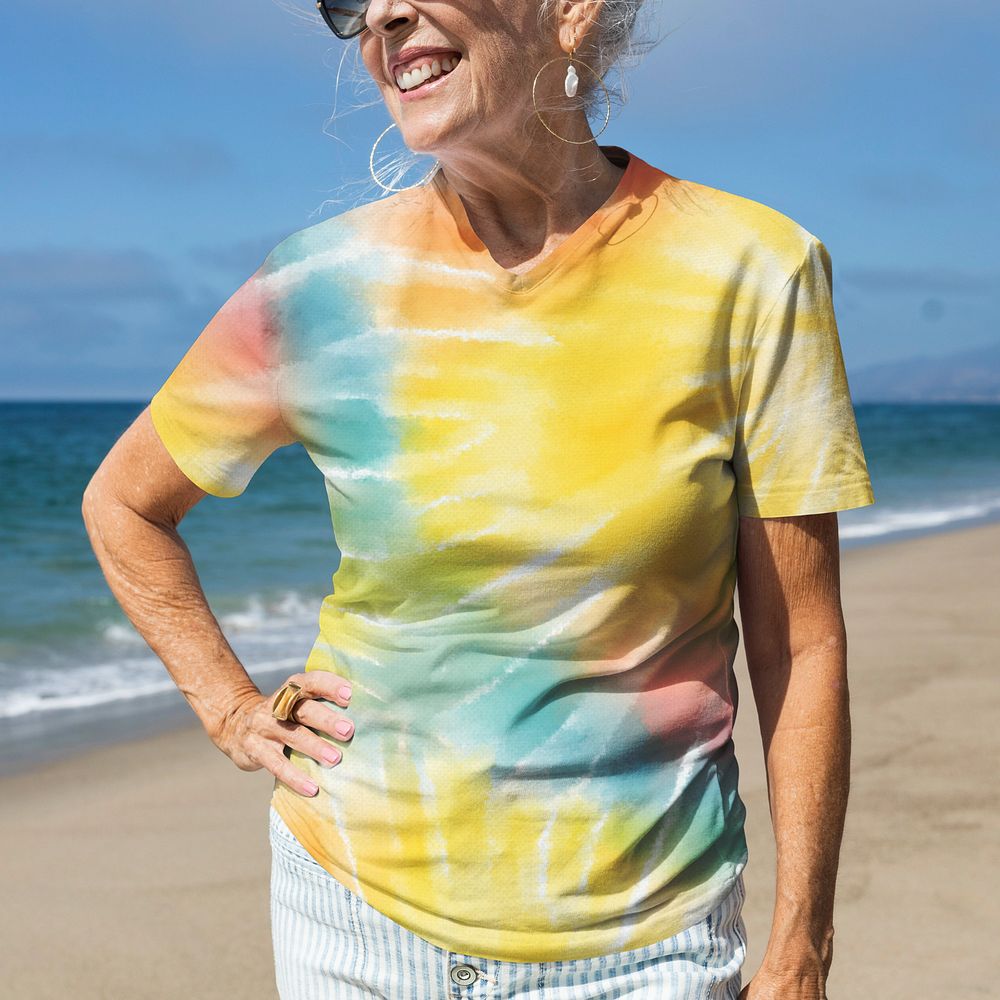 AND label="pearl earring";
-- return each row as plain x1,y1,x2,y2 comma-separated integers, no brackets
531,43,612,143
564,47,579,98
